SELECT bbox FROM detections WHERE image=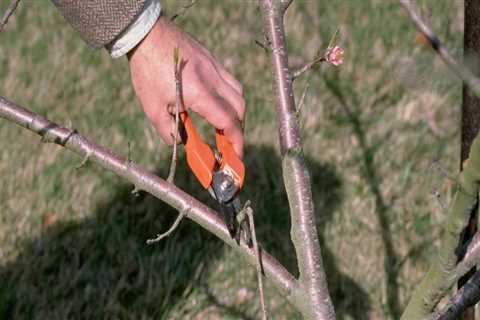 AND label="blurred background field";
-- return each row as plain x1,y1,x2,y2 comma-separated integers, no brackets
0,0,466,319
